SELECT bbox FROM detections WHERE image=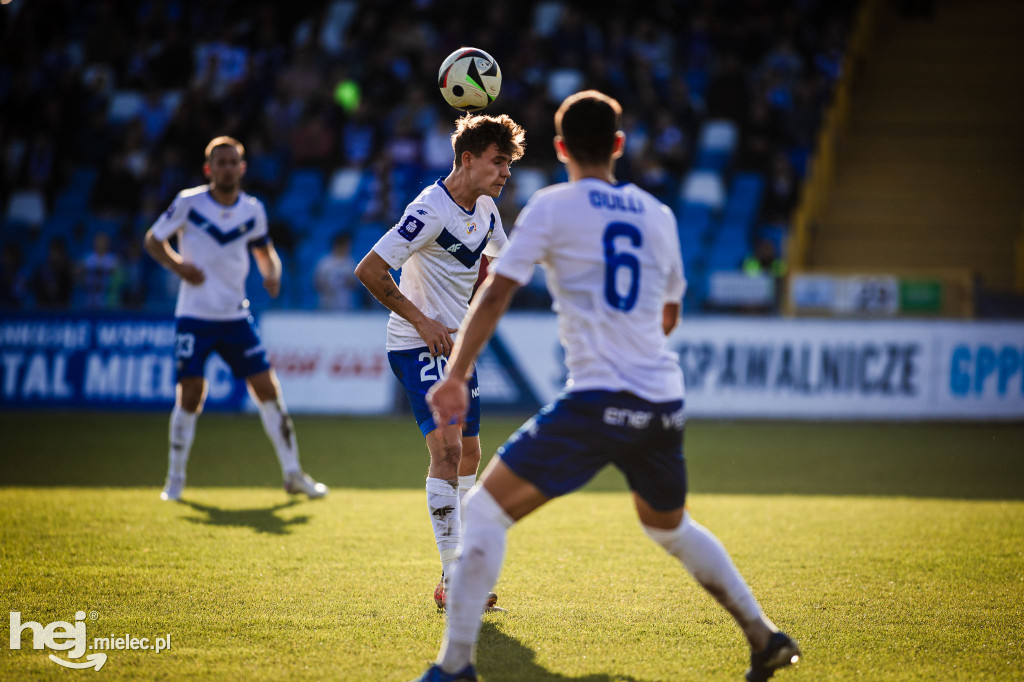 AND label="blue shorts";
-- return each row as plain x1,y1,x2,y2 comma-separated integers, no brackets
174,316,271,380
387,347,481,438
497,390,688,511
